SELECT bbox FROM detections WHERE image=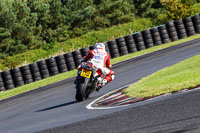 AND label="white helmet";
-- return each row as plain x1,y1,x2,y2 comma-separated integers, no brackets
94,42,105,51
